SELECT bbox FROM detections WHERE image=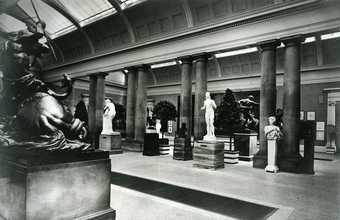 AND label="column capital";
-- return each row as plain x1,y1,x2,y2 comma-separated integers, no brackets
136,64,150,71
126,64,150,72
192,53,212,62
281,35,305,47
90,72,108,78
177,55,193,64
257,39,280,52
